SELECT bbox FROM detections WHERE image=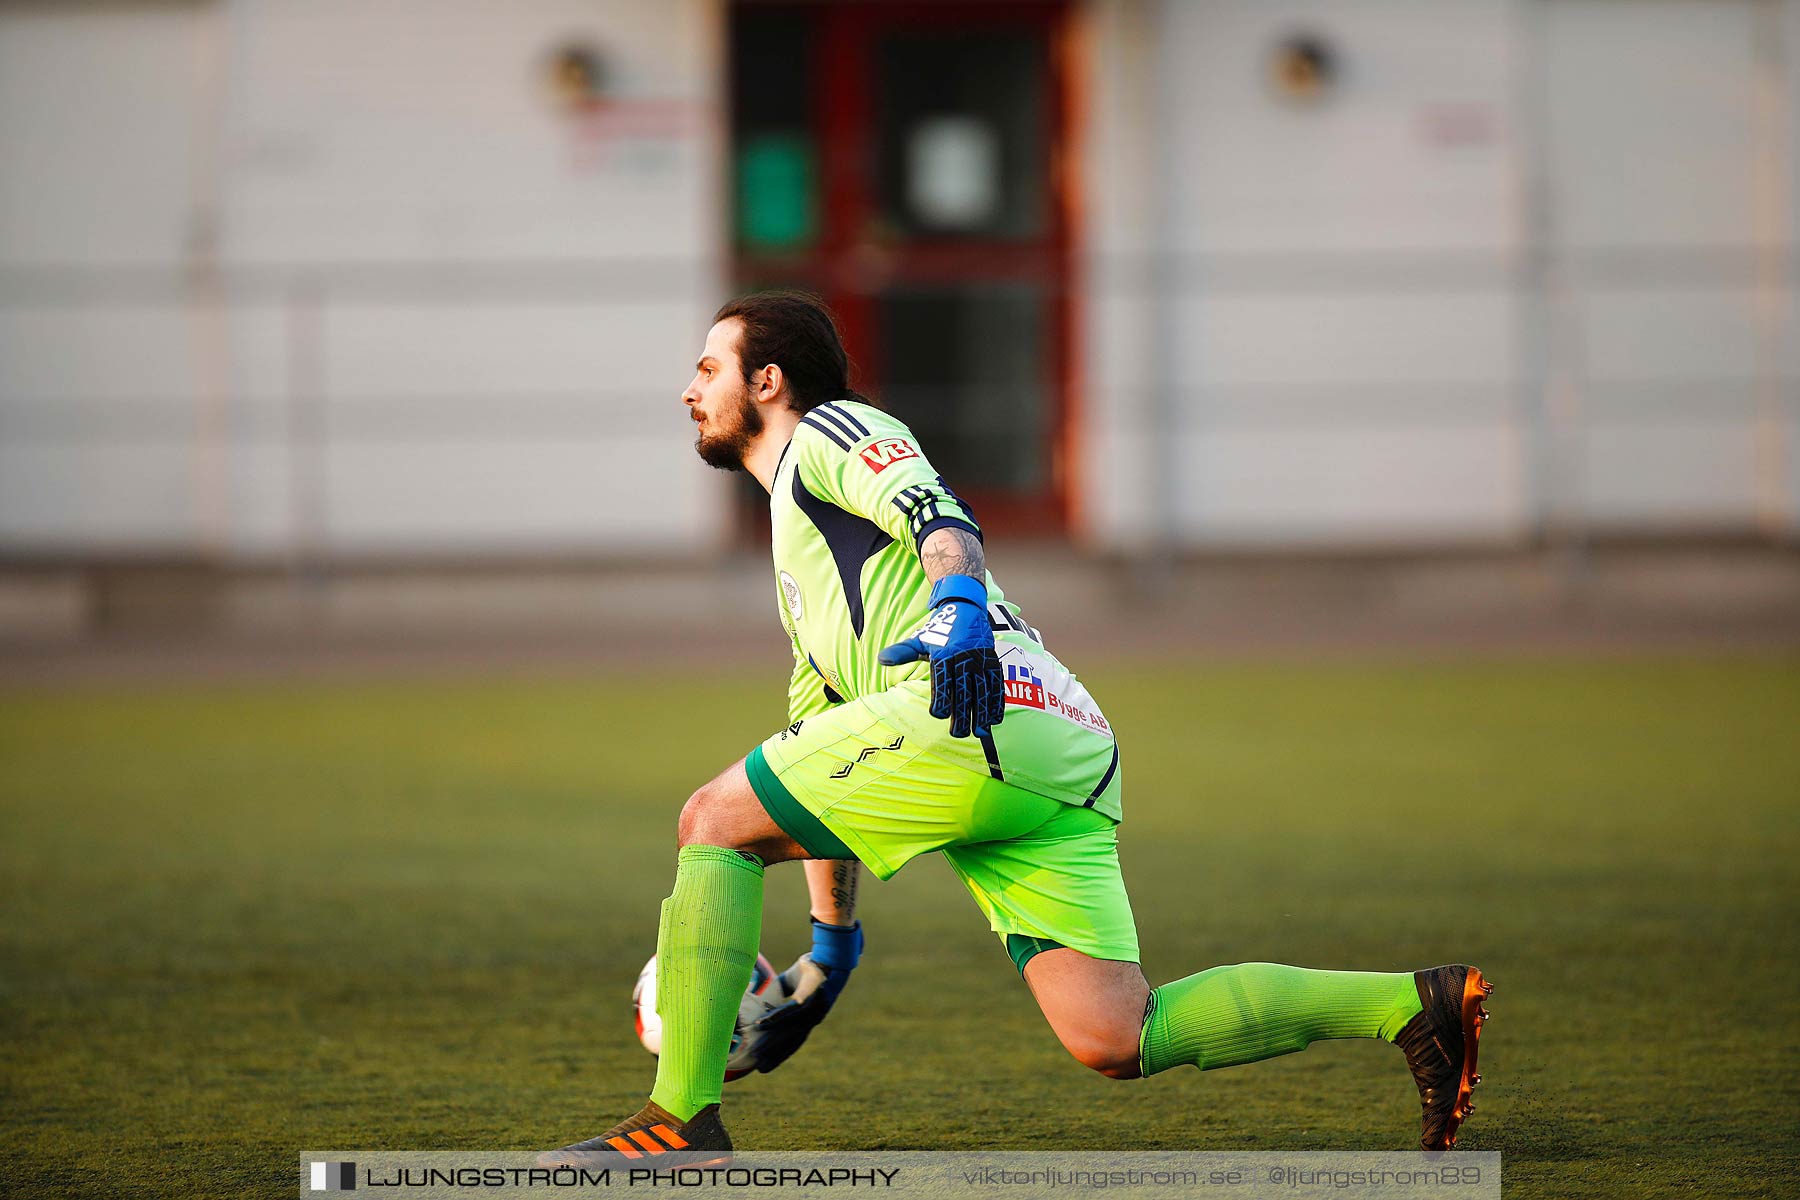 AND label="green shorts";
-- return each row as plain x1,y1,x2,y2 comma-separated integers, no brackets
746,697,1140,970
